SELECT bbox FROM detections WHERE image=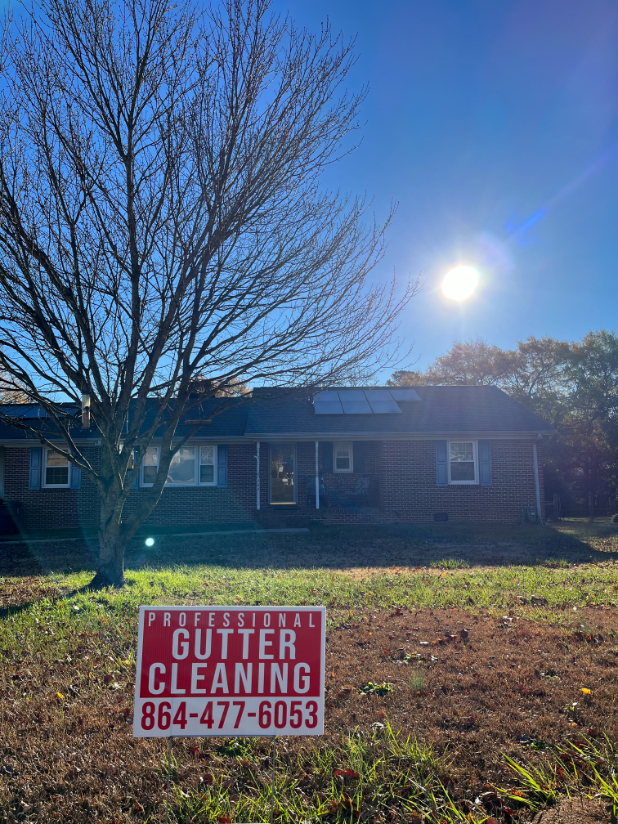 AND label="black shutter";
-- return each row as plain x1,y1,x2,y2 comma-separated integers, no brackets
435,441,448,486
29,447,42,490
69,463,82,489
217,444,229,487
131,448,140,489
478,440,492,486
